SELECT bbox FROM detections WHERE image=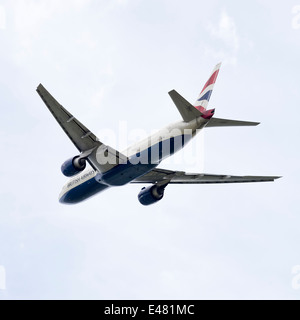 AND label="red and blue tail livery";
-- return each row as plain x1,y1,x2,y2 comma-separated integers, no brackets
194,63,221,113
